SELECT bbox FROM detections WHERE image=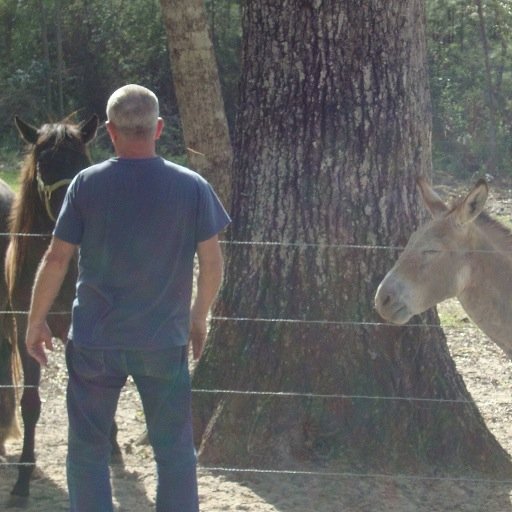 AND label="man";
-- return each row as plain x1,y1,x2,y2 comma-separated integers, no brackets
25,84,230,512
